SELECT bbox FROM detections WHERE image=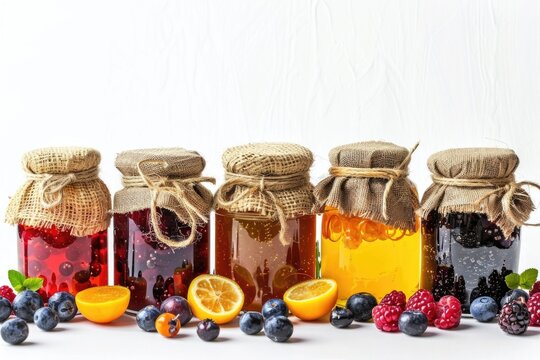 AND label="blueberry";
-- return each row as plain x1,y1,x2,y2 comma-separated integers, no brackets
160,296,193,326
330,307,354,328
136,305,161,332
34,307,59,331
346,293,377,322
261,299,288,319
12,290,44,322
48,292,77,322
470,296,498,322
0,297,11,322
240,311,264,335
264,315,293,342
196,319,220,341
500,289,529,307
398,310,428,336
1,318,29,345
